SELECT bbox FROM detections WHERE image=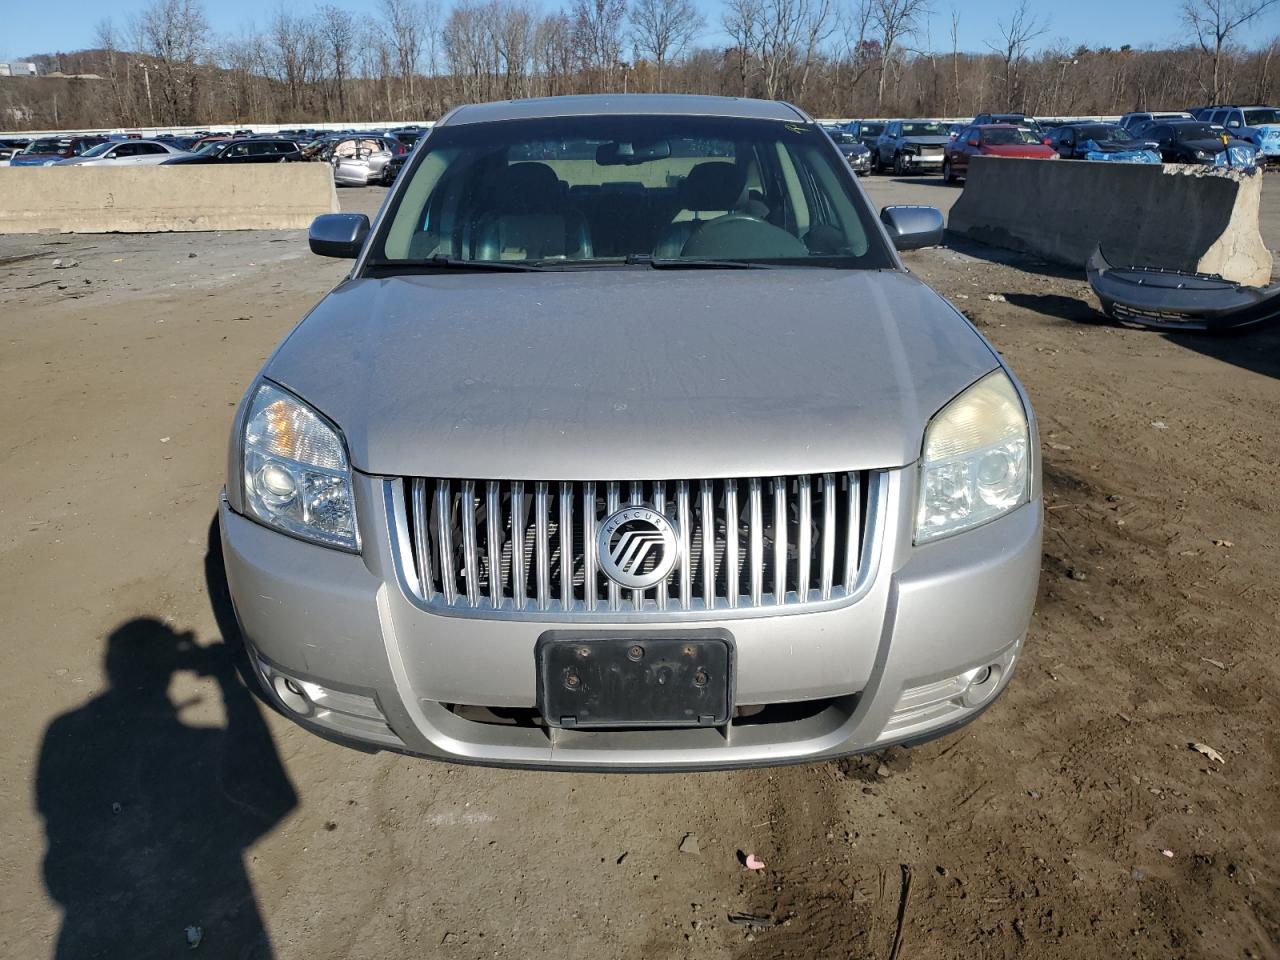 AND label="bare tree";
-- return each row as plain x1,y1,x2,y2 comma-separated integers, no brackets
136,0,210,124
629,0,704,90
318,5,358,118
870,0,930,109
571,0,628,91
987,0,1047,108
379,0,426,112
1184,0,1280,102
